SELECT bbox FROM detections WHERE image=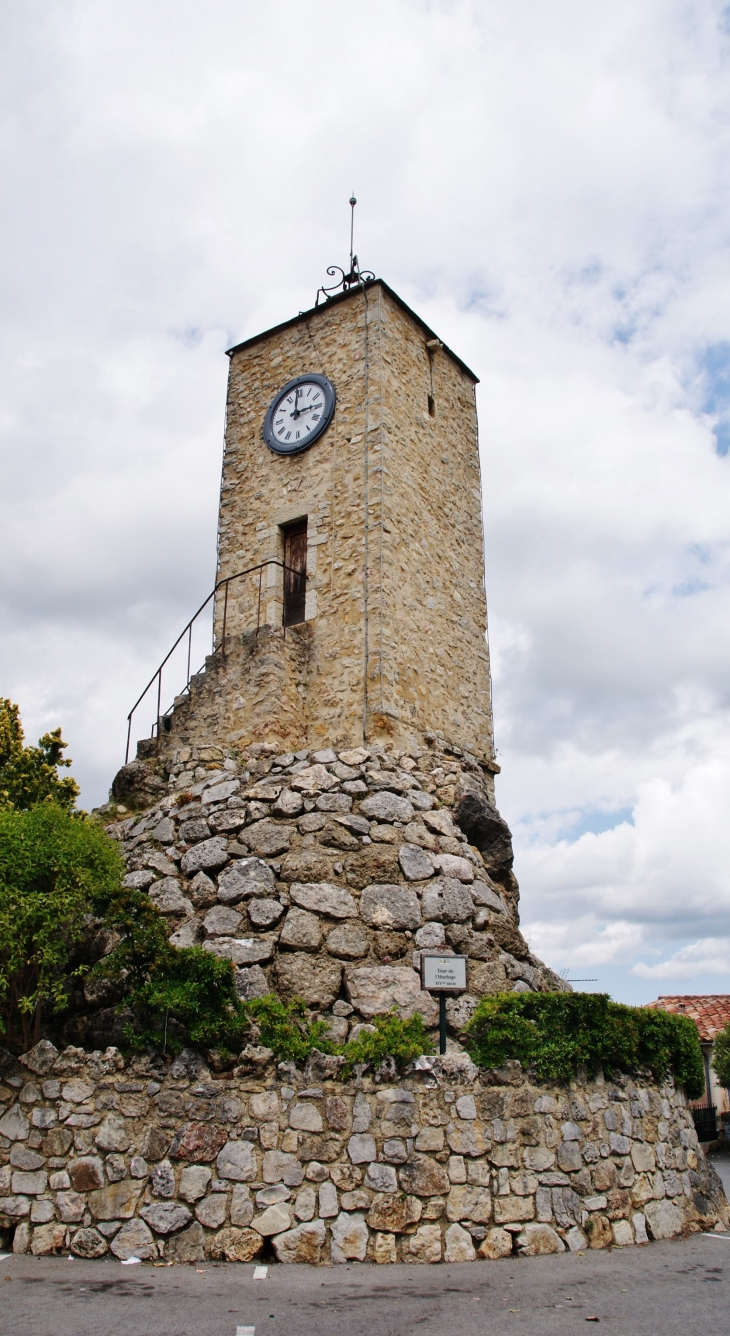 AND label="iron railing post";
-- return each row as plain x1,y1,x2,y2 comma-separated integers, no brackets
123,560,300,763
